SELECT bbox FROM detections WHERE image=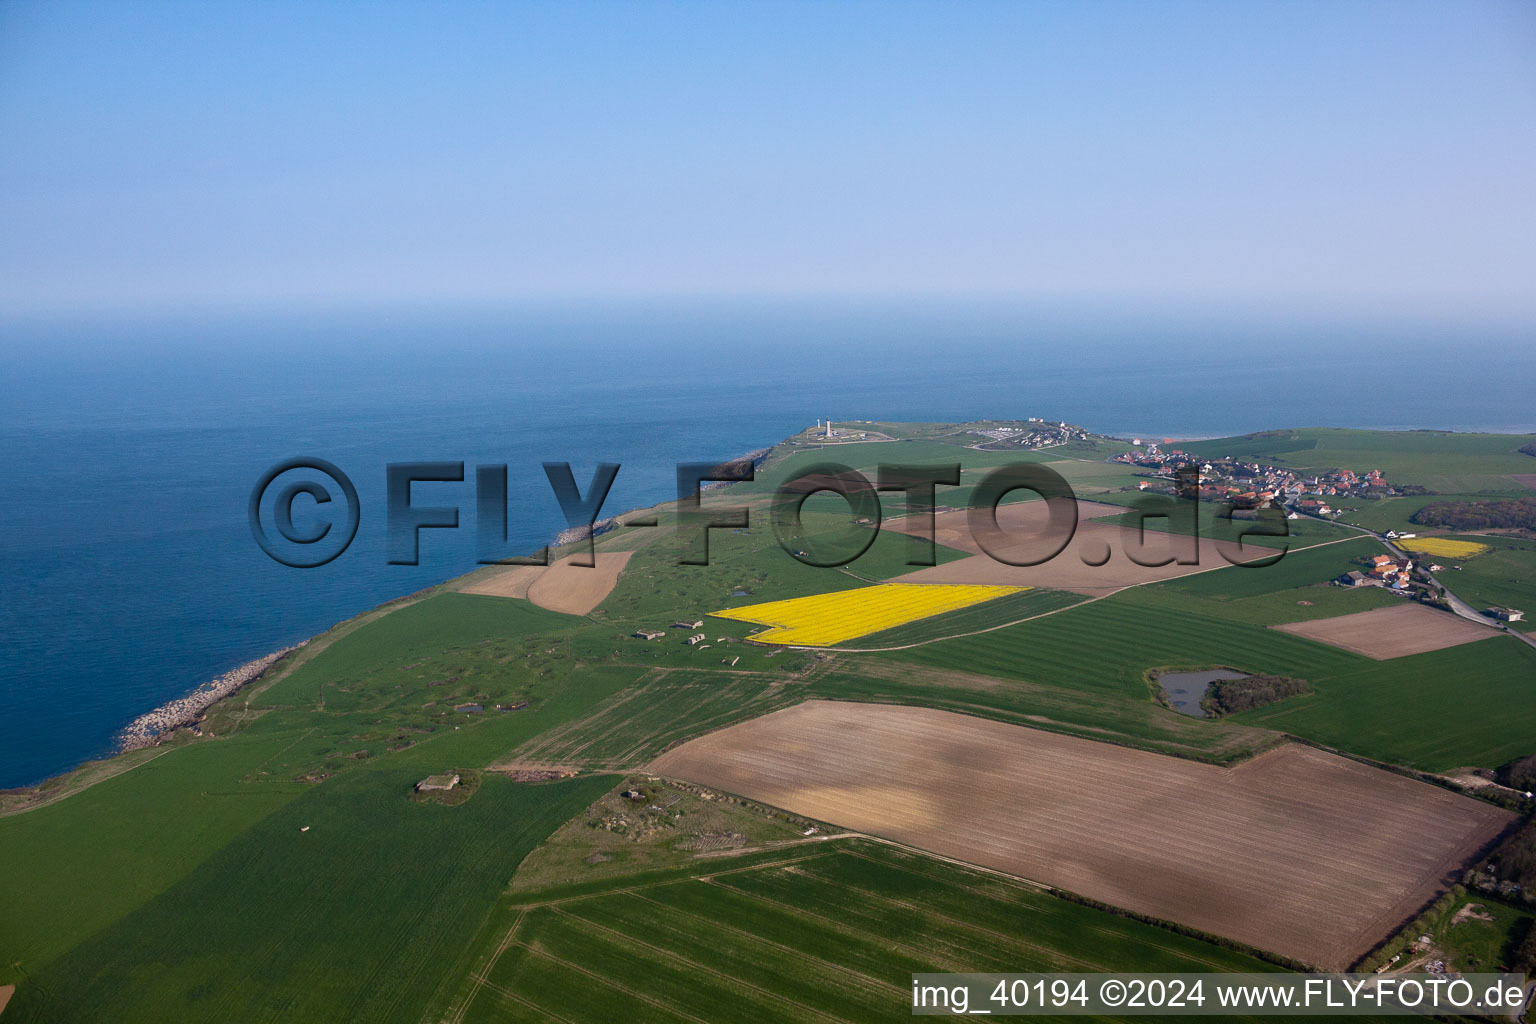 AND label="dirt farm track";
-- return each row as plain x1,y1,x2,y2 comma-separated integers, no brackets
649,701,1512,969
